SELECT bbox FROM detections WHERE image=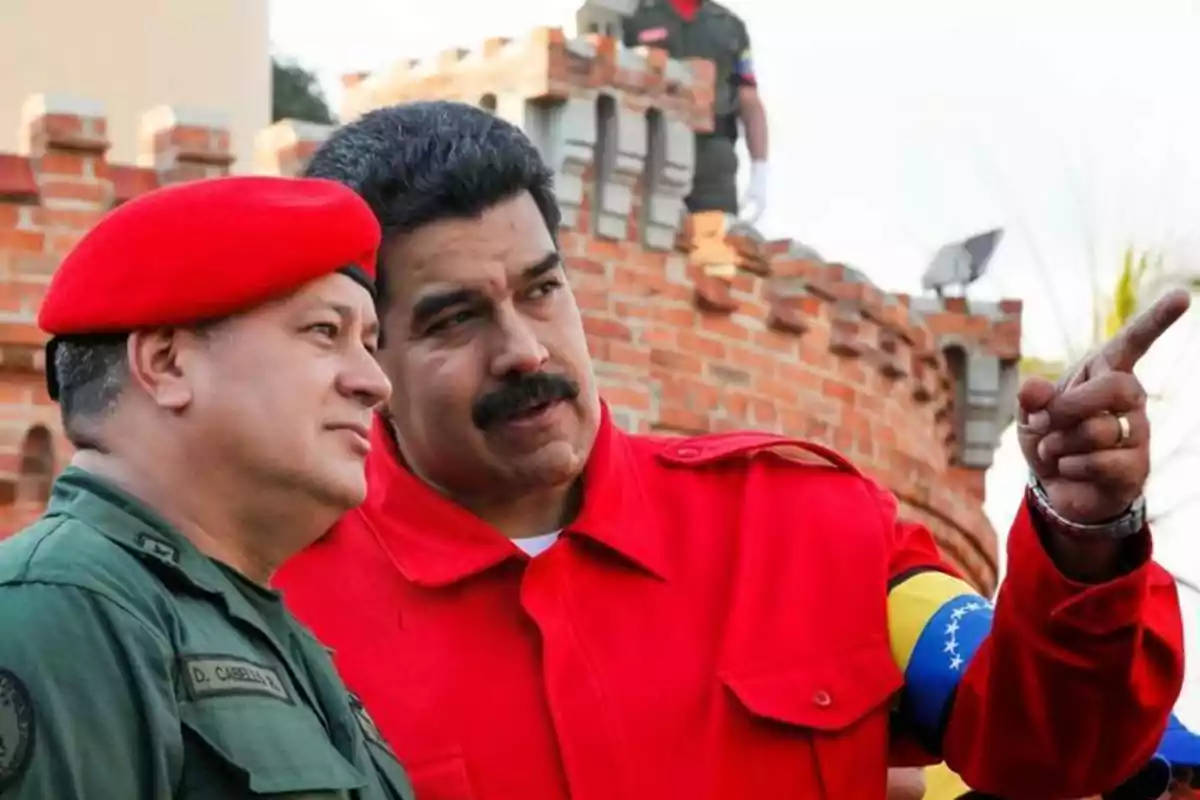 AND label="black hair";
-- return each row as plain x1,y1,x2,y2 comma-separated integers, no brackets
52,334,129,450
302,100,561,312
50,320,227,450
